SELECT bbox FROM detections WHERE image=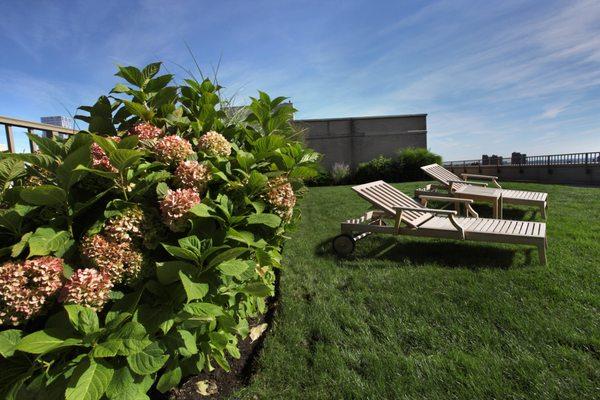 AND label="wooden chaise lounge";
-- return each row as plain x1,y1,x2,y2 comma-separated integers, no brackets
421,163,549,218
333,181,547,264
